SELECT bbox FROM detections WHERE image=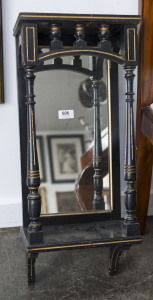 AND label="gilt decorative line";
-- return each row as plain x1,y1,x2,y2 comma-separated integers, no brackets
27,238,142,253
126,181,134,183
27,109,29,163
107,60,113,210
131,107,133,161
125,110,127,159
27,176,40,179
16,14,141,21
21,27,25,65
26,27,36,62
26,68,35,72
100,26,109,31
109,246,118,269
124,171,136,173
30,108,36,165
124,166,136,169
28,170,39,175
28,195,40,198
50,26,60,30
127,28,136,62
38,49,125,62
124,165,136,167
115,249,123,269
